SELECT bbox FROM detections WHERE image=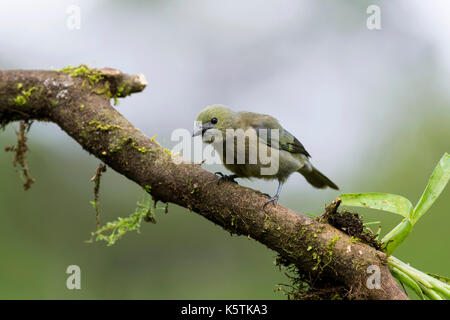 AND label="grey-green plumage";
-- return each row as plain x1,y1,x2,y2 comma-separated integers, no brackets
193,105,338,206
